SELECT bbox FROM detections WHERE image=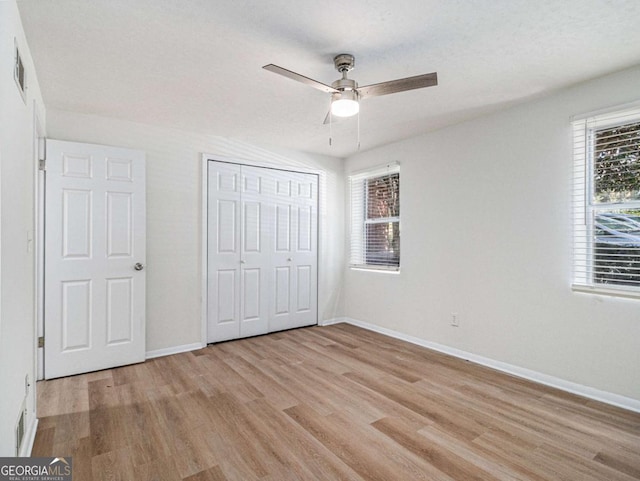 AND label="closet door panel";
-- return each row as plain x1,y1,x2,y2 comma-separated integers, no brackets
269,169,295,332
290,172,318,328
239,166,270,338
269,170,318,331
207,162,242,342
